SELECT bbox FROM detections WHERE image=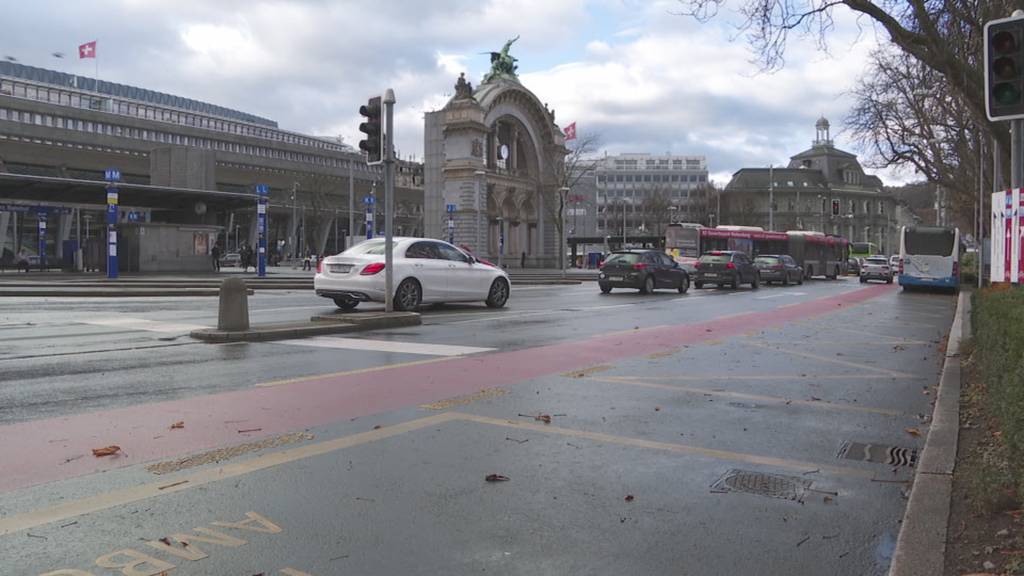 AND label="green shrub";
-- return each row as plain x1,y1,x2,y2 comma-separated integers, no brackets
973,288,1024,497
